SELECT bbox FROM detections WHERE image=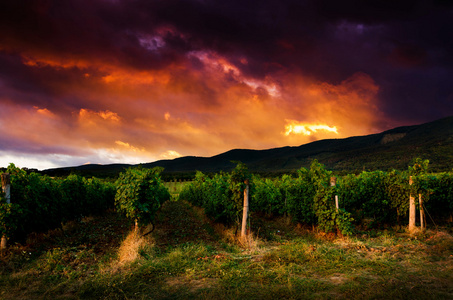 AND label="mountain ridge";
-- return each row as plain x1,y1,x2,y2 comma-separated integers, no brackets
42,116,453,177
